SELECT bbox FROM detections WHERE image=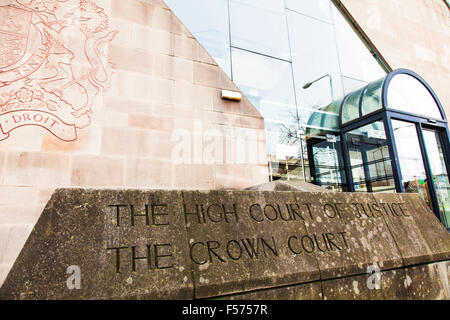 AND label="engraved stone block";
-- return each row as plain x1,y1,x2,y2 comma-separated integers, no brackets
0,189,193,299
